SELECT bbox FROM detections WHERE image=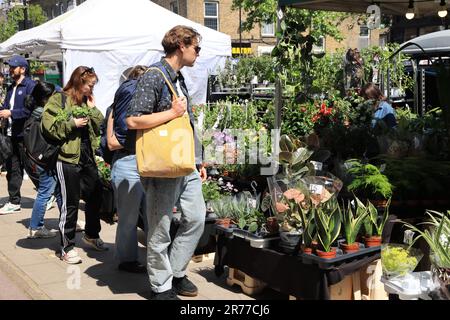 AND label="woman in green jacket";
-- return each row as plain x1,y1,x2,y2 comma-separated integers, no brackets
42,66,106,264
